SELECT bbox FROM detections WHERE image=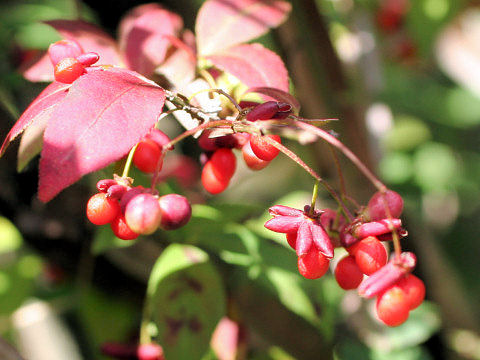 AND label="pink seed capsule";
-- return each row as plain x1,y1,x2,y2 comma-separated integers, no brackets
246,101,281,121
272,103,292,119
239,100,260,109
125,194,162,235
96,179,117,193
340,230,358,247
76,52,100,67
264,216,303,234
367,190,404,221
48,39,83,66
106,184,128,200
358,252,417,298
120,186,145,212
353,218,402,239
268,205,303,217
158,194,192,230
